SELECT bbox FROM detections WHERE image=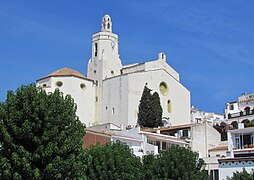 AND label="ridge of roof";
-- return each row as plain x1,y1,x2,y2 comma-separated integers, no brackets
37,67,93,81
